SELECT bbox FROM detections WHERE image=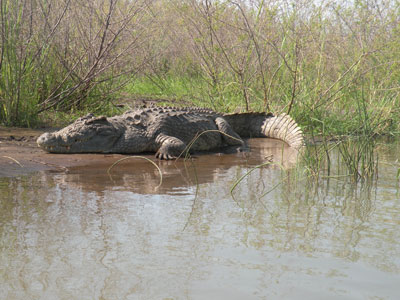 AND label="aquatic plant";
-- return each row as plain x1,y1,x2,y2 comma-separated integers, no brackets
337,138,377,182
